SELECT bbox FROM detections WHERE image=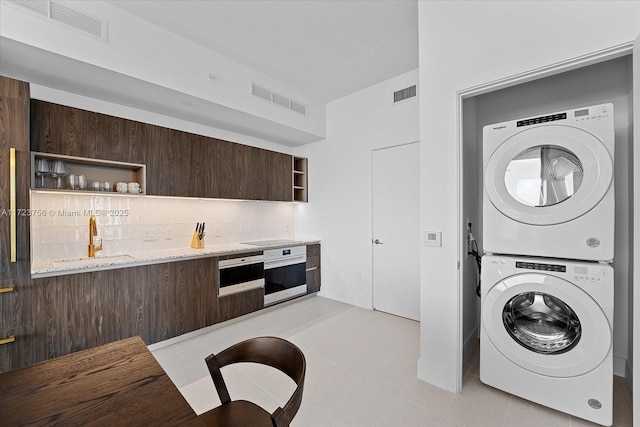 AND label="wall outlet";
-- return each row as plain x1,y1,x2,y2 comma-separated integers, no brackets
143,229,155,241
424,231,442,247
